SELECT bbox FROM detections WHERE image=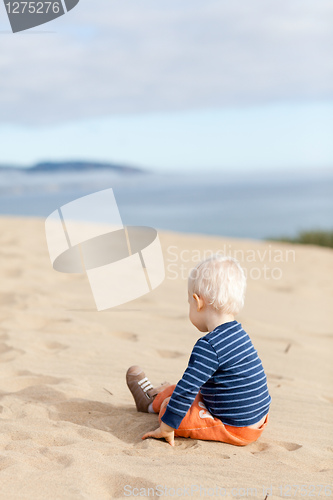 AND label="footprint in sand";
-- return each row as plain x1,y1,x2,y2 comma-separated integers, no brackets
157,349,184,359
112,331,138,342
43,341,68,352
0,343,10,354
39,448,73,469
251,441,302,453
0,342,24,362
174,439,201,450
278,441,303,451
250,442,271,454
9,431,31,441
0,456,15,472
77,427,112,443
3,371,67,393
30,433,77,448
134,438,201,451
110,473,156,498
3,268,23,279
0,292,18,305
51,399,114,432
